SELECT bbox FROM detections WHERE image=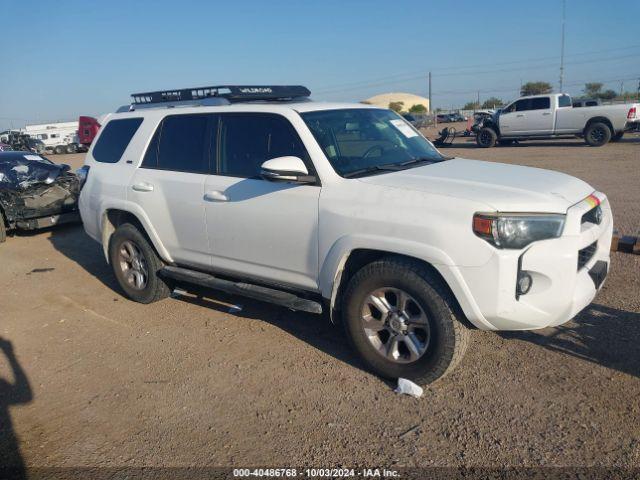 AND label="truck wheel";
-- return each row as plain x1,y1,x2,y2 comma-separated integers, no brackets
54,145,65,155
0,215,6,243
108,223,171,304
342,257,470,385
66,144,77,154
476,127,497,148
584,122,612,146
610,131,624,142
